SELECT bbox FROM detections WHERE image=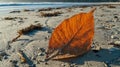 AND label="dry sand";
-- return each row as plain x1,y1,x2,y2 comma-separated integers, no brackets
0,4,120,67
